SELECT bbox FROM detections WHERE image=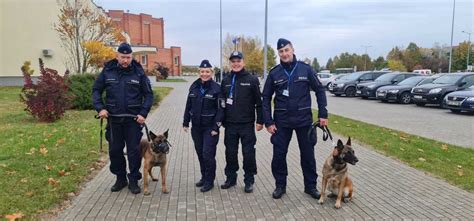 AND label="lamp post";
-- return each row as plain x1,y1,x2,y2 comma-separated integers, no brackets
219,0,223,82
263,0,268,81
462,31,472,71
361,45,372,71
448,0,456,73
